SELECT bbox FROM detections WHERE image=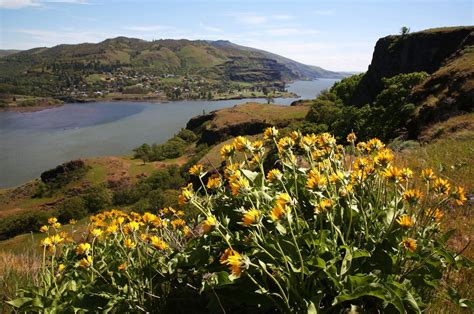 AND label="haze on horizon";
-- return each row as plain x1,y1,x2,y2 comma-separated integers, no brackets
0,0,472,72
